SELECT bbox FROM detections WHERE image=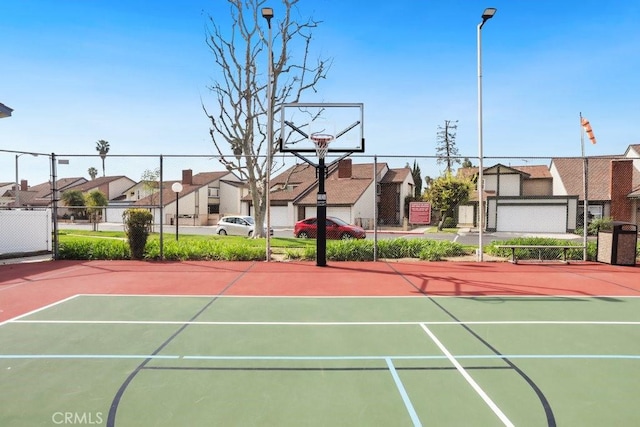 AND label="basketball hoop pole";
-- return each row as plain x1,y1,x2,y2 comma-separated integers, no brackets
317,154,327,267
